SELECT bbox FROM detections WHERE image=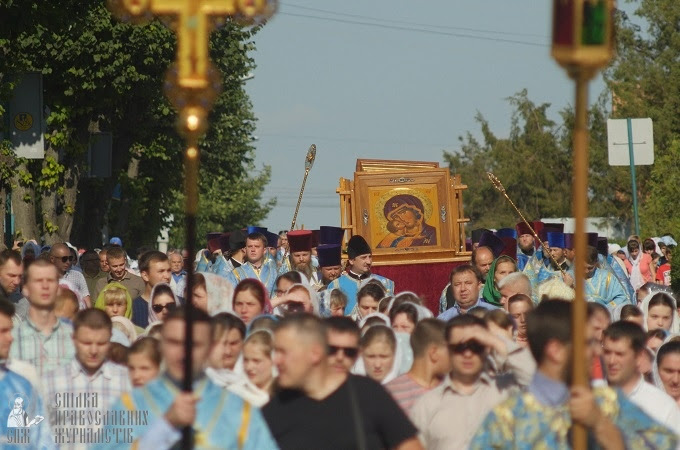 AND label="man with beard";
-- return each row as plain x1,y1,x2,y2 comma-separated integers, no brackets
279,230,322,290
317,244,342,289
315,226,345,291
0,249,22,305
79,250,106,300
515,221,543,271
325,235,394,315
523,232,575,293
